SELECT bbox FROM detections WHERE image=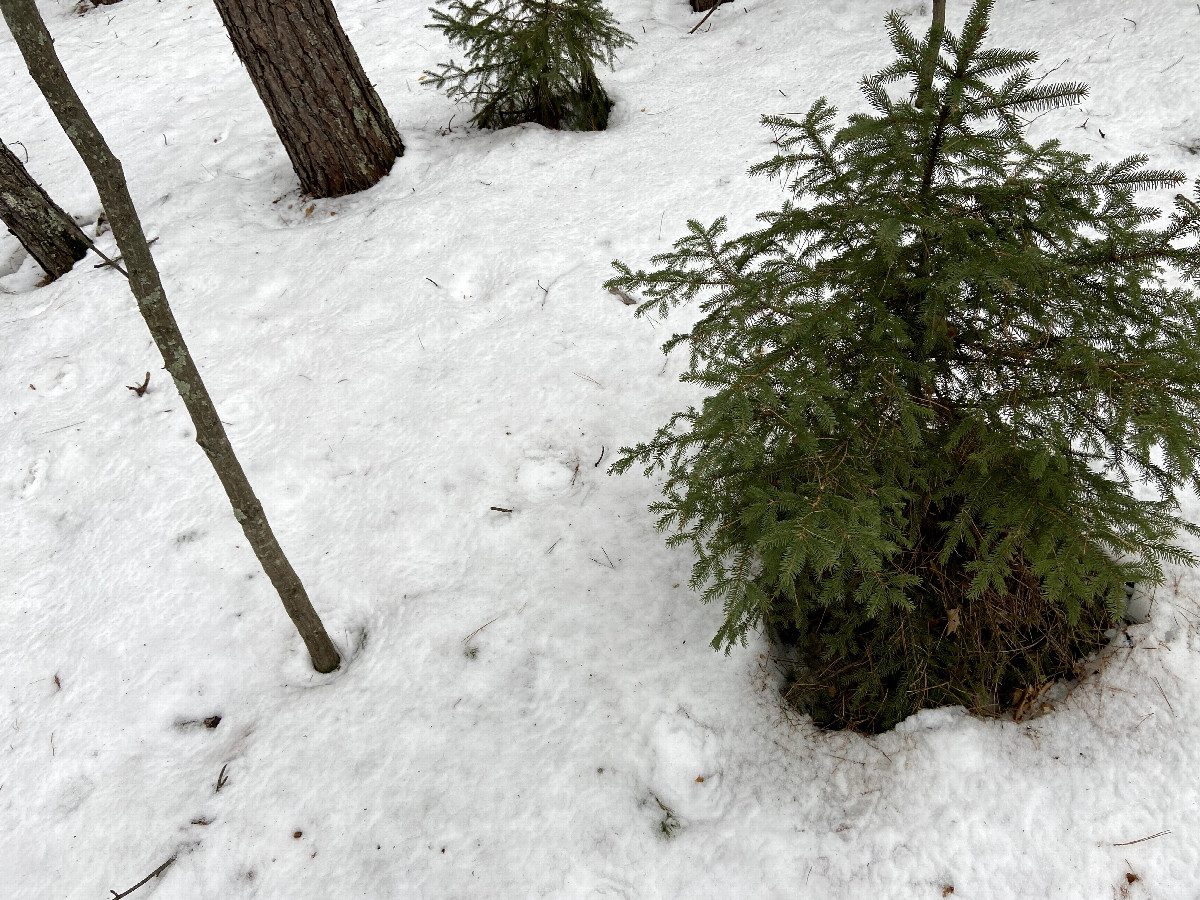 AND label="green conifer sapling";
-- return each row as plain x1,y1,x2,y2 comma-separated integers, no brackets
424,0,633,131
608,0,1200,732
